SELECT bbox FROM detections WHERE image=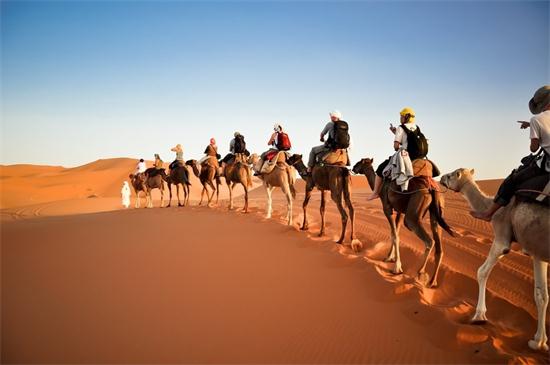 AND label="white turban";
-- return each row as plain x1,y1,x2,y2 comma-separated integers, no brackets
329,110,342,119
273,123,282,132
